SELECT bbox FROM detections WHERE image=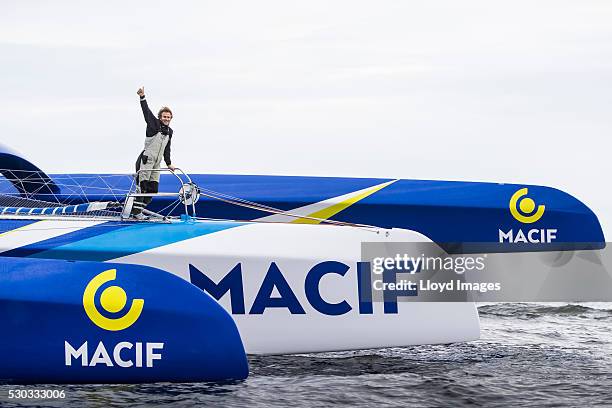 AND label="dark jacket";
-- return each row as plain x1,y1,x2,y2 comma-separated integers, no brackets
140,96,173,166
